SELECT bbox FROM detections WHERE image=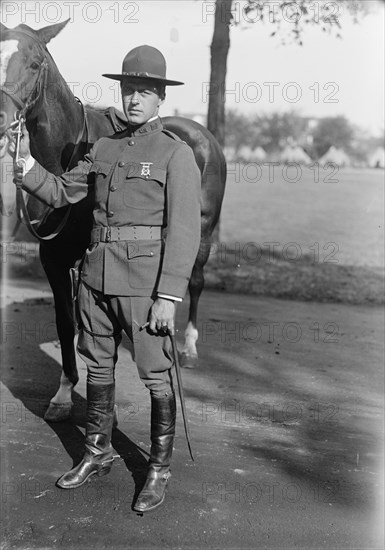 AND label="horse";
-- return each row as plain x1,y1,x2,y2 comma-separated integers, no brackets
0,20,226,421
